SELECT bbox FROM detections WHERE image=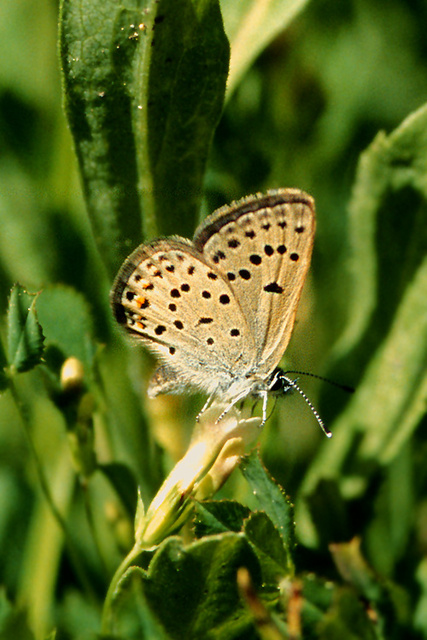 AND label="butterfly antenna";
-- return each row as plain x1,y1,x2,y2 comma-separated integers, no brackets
284,371,354,394
284,376,332,438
